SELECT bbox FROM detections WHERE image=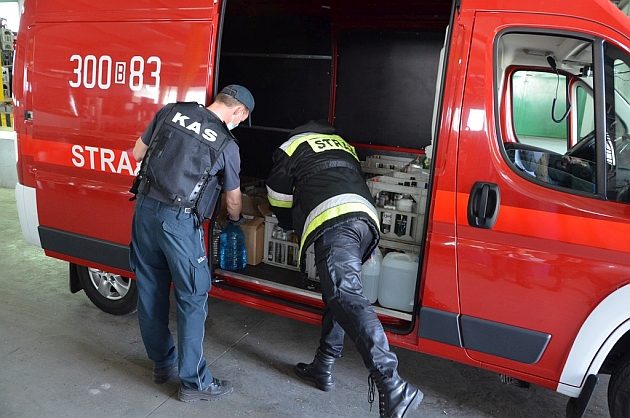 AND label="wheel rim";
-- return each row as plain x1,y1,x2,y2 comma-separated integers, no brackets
87,268,131,301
